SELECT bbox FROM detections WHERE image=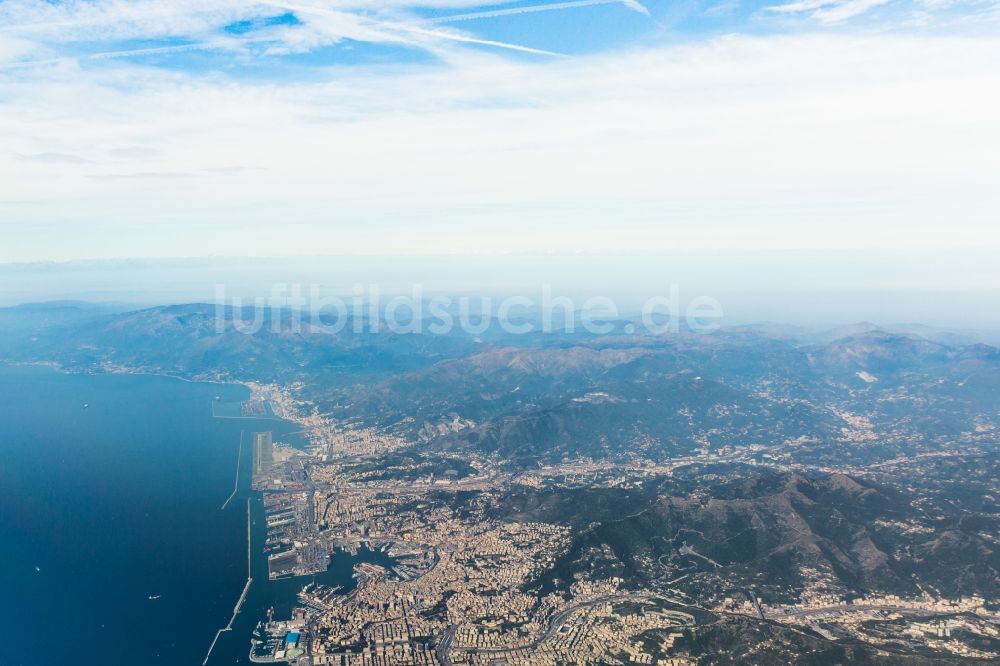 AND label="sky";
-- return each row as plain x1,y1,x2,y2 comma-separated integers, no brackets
0,0,999,309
